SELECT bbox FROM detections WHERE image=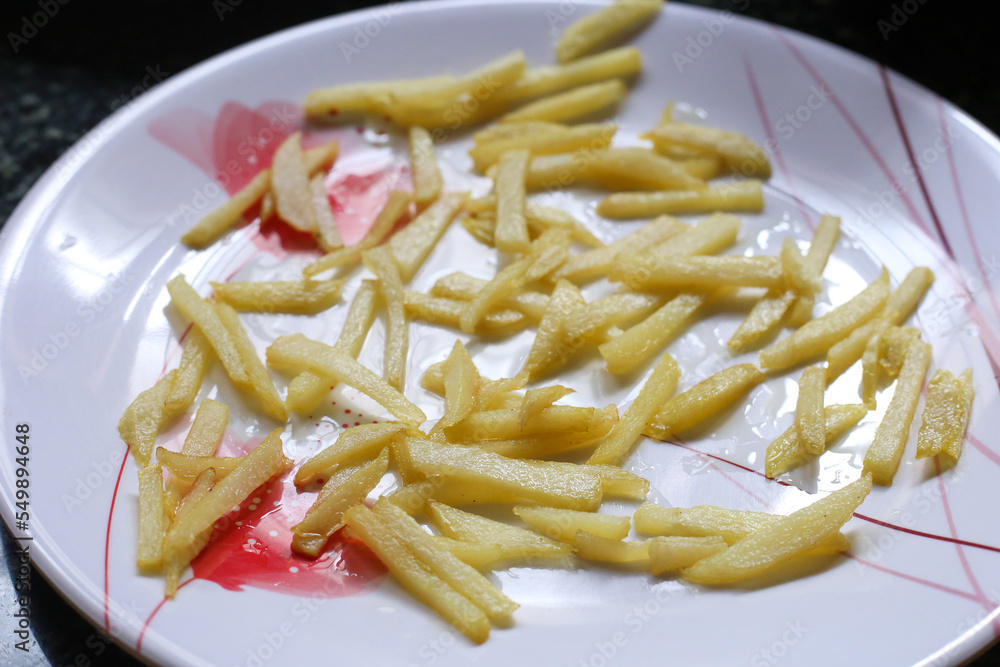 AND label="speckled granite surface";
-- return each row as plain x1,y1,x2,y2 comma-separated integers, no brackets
1,1,996,665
